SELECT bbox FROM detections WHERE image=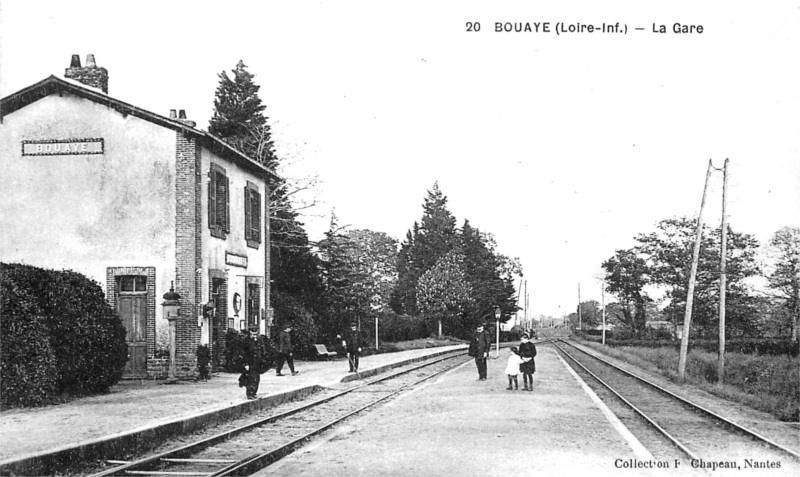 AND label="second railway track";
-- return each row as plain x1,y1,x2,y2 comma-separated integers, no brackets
85,351,470,477
552,339,800,472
